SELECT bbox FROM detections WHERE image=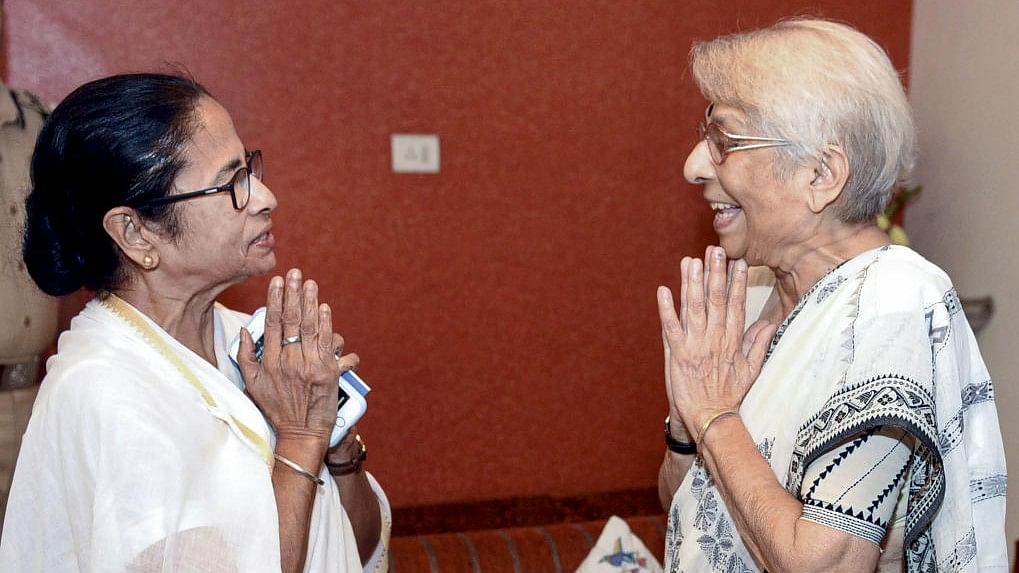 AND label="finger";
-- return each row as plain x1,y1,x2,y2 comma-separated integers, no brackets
679,257,690,332
687,258,706,332
724,258,749,351
745,322,778,377
300,279,321,364
281,268,302,344
703,245,714,300
742,319,772,357
336,351,360,374
706,246,729,332
330,331,346,363
236,328,261,387
661,329,674,400
262,276,284,364
656,286,683,344
317,304,336,364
